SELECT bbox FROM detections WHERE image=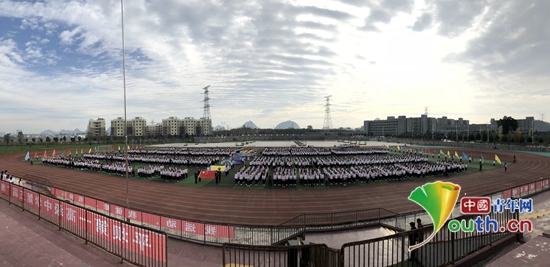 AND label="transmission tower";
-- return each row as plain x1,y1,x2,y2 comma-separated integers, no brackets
323,95,333,130
424,106,429,116
202,85,211,120
541,113,546,122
